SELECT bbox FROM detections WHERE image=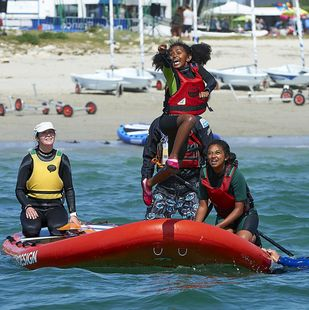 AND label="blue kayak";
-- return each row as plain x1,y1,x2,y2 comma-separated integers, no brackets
117,123,149,146
117,123,221,146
